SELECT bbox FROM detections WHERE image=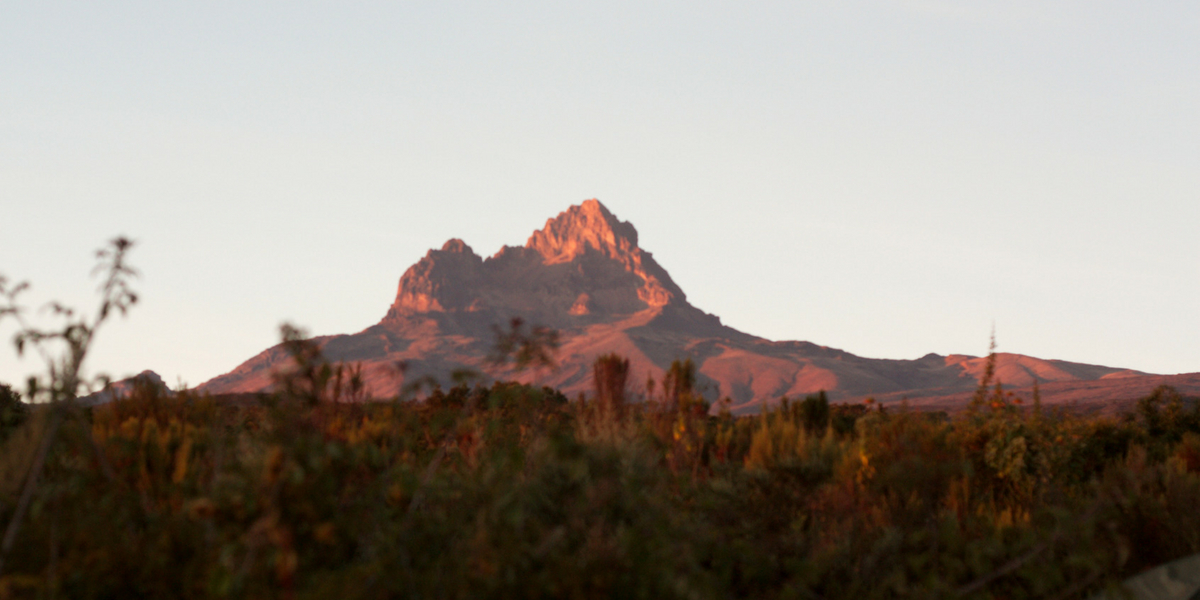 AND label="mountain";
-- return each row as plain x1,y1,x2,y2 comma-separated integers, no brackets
81,370,172,406
199,200,1197,413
